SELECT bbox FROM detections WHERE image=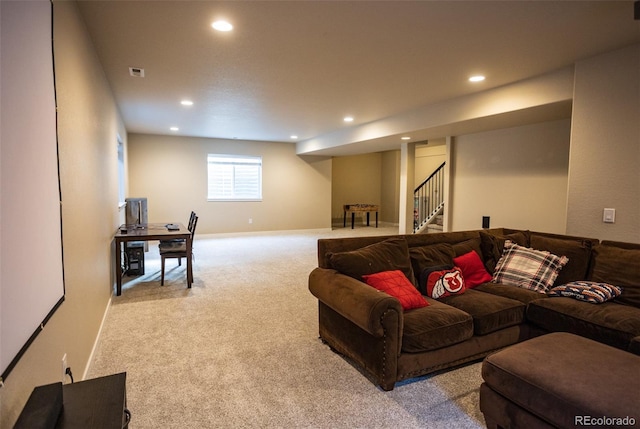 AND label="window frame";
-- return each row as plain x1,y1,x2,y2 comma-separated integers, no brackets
207,154,263,202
